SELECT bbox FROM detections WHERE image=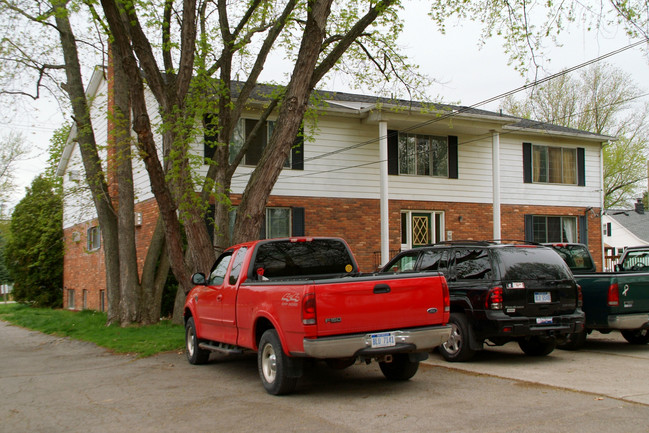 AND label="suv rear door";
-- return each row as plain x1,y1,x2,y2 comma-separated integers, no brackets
495,246,578,318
